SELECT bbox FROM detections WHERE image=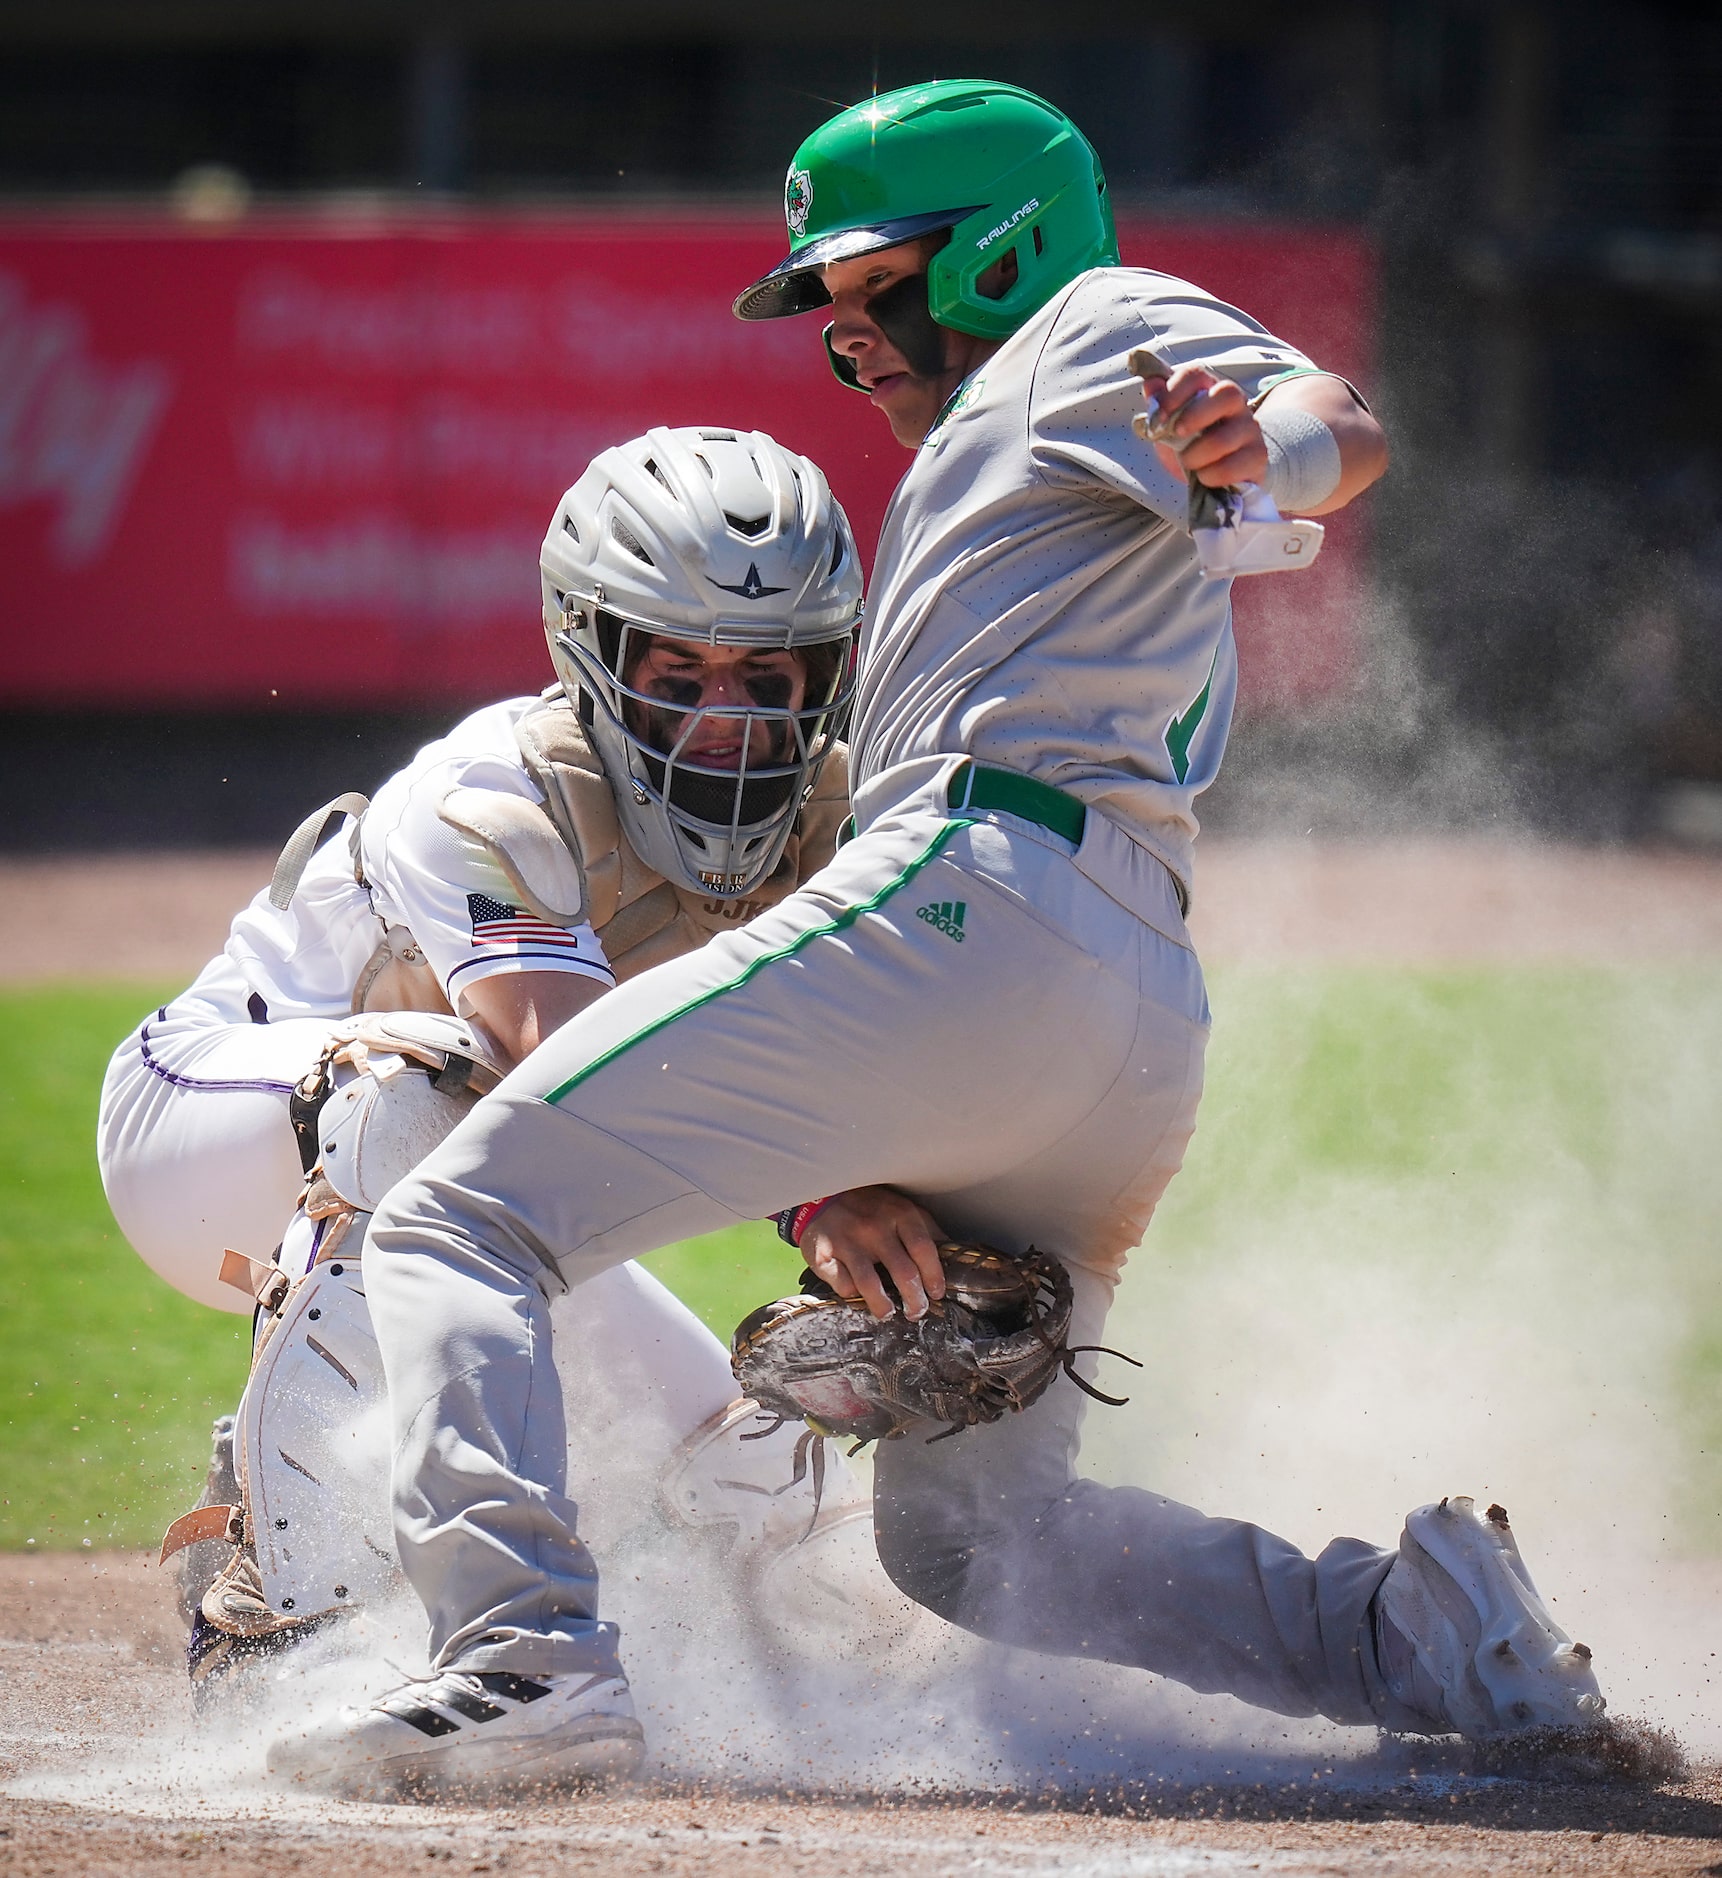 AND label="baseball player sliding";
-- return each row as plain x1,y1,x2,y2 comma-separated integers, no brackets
266,82,1611,1795
99,427,927,1699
